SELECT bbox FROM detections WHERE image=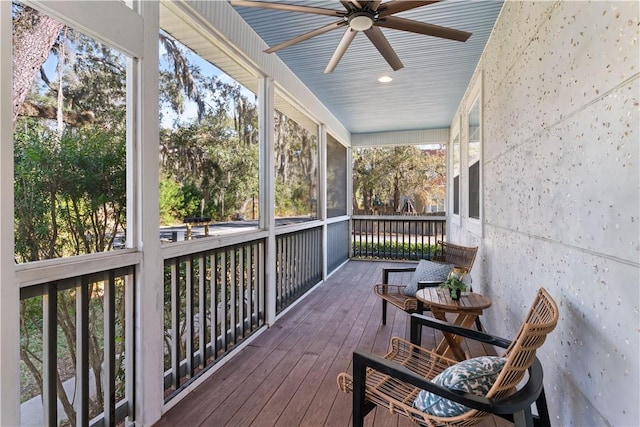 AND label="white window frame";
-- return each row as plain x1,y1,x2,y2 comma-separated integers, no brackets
464,73,483,237
449,115,461,226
